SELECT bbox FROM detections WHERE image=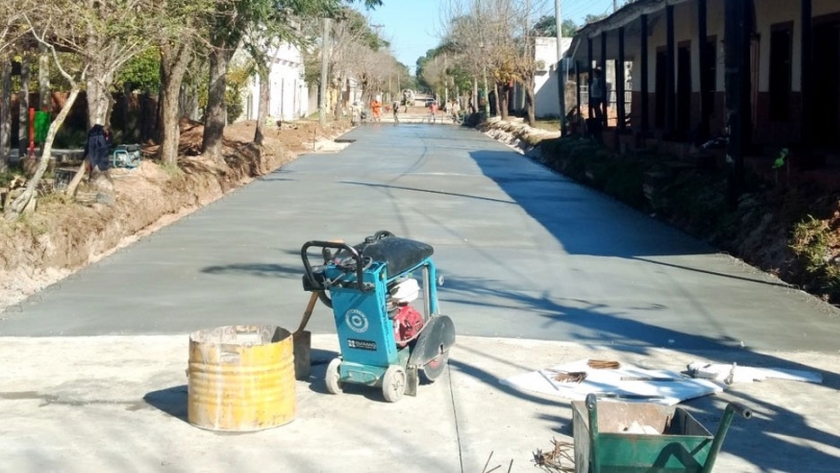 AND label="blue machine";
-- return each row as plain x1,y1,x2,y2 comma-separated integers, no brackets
301,231,456,402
